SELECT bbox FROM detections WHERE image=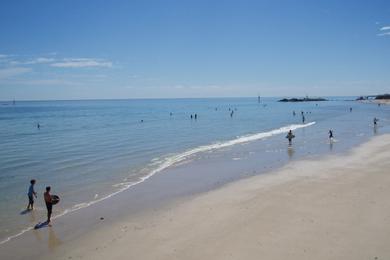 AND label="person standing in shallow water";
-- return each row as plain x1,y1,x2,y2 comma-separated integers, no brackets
27,179,37,210
329,130,334,140
44,186,53,224
286,130,295,145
